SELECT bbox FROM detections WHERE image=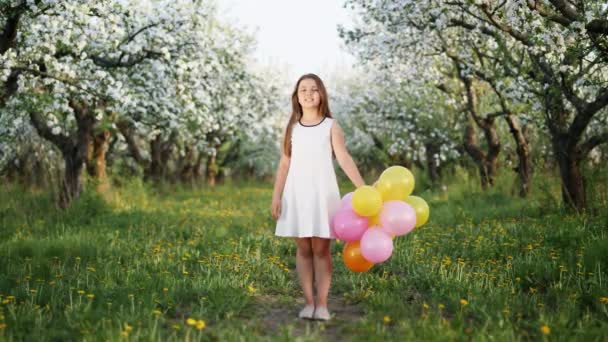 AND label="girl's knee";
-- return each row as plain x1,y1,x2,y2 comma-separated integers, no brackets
296,238,313,258
311,238,331,257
